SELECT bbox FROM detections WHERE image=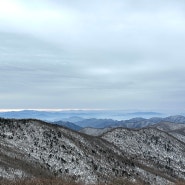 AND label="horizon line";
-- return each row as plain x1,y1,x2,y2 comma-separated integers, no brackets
0,108,107,112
